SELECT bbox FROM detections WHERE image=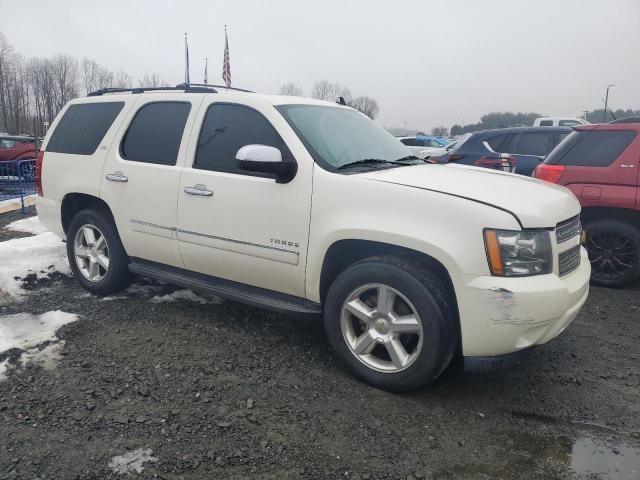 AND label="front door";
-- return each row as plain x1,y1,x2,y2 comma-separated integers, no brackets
177,98,312,297
100,95,203,267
